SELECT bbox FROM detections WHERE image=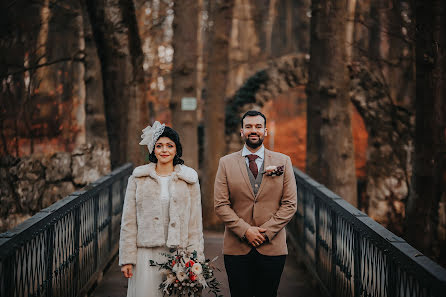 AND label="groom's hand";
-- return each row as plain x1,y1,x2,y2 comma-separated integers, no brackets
244,227,267,247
